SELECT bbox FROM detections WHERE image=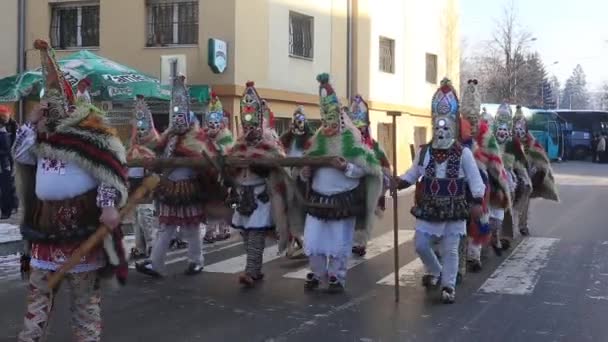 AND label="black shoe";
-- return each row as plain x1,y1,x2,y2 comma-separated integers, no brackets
519,228,530,236
304,273,320,291
468,260,482,273
500,239,511,251
184,262,203,275
352,246,367,257
327,276,344,293
203,236,216,244
441,287,456,304
491,243,503,257
135,261,162,278
422,274,439,288
130,248,147,260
